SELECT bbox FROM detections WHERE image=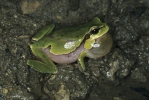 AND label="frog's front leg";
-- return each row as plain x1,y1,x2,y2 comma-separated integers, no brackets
27,47,58,74
78,51,87,71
